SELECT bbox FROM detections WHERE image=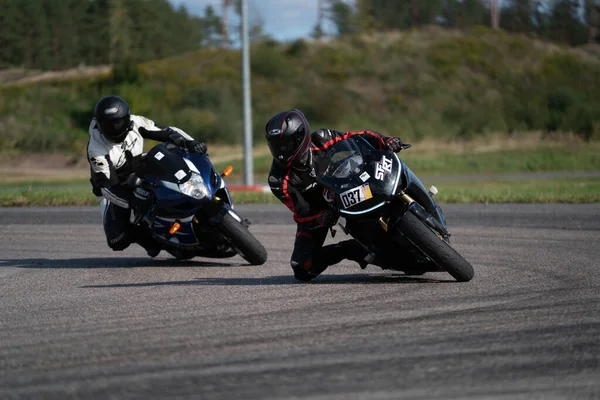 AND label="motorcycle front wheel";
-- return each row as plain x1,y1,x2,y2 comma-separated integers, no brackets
395,211,475,282
217,212,267,266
